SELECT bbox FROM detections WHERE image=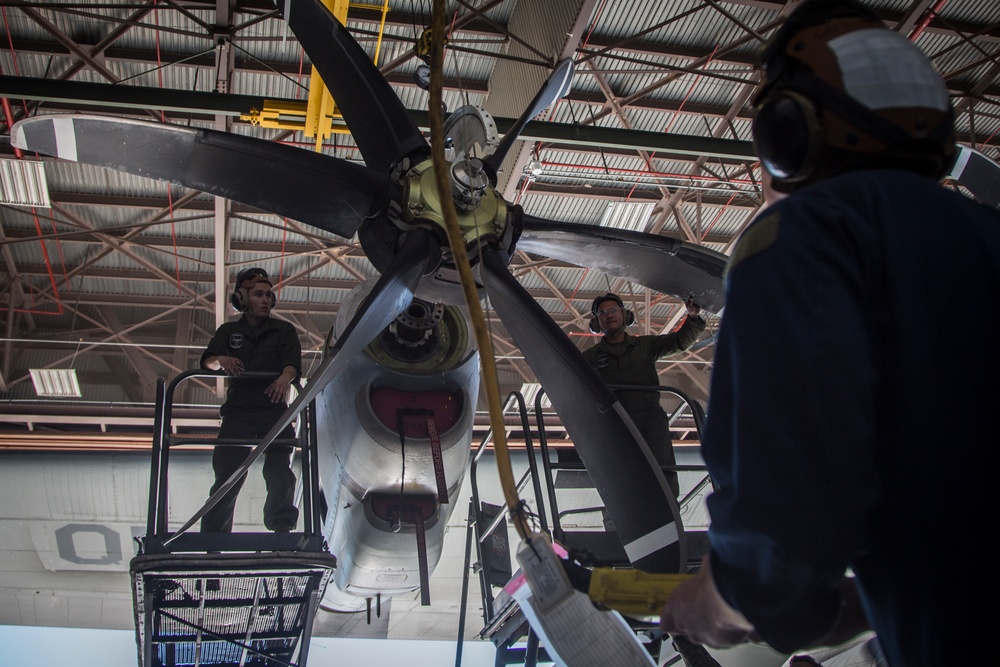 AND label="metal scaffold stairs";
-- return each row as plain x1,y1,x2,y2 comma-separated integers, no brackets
131,553,336,667
130,371,337,667
469,386,719,667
